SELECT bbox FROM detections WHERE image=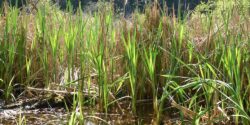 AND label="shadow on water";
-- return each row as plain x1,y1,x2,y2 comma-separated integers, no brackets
0,102,168,125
